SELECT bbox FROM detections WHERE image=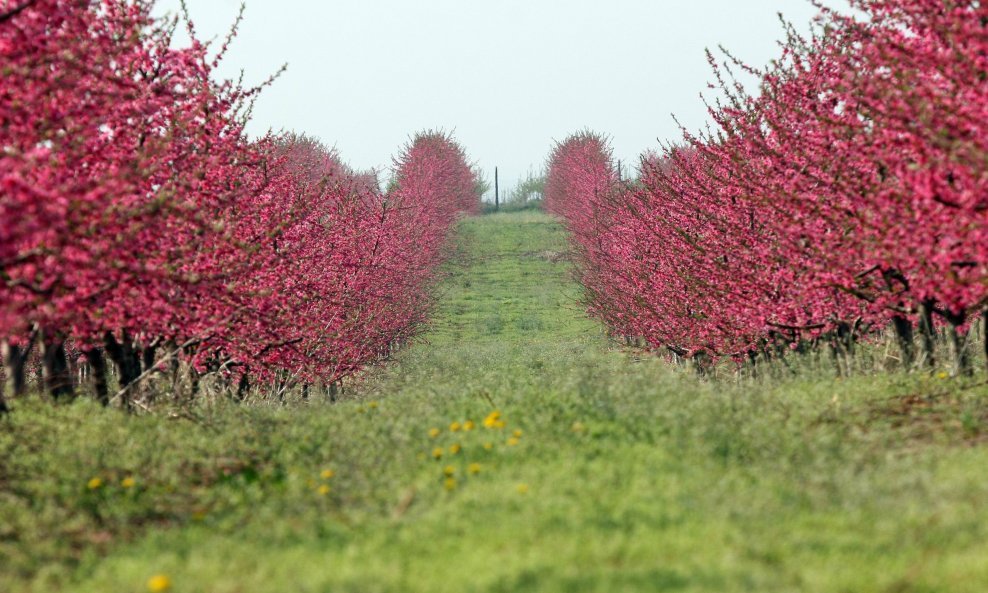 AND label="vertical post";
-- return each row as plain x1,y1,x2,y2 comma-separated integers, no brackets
495,167,499,212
